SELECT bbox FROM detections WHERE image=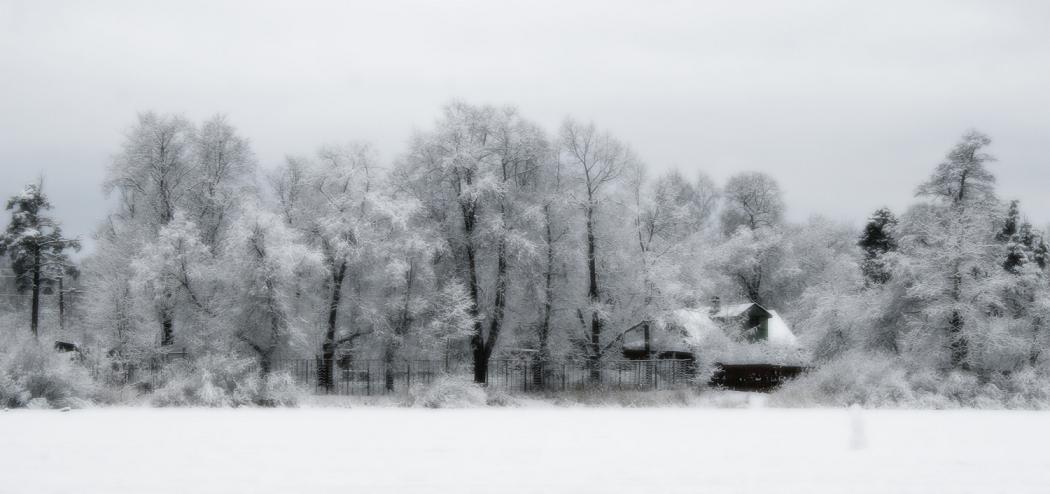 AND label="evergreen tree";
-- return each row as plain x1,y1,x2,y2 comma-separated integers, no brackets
1034,235,1049,270
996,200,1020,242
0,183,80,338
858,207,897,285
997,200,1041,274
